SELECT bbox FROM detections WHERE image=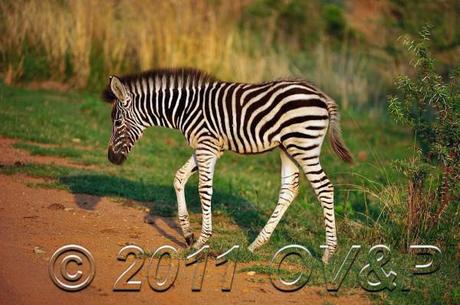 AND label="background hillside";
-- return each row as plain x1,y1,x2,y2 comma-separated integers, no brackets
1,0,458,110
